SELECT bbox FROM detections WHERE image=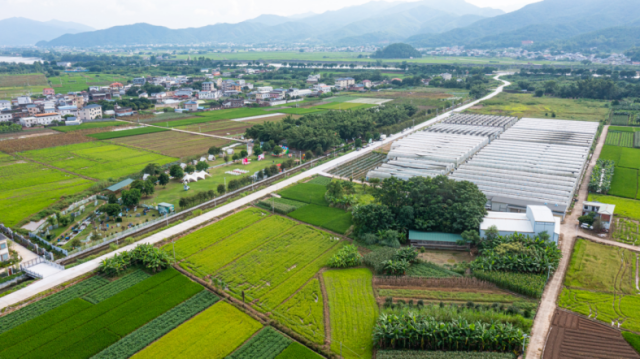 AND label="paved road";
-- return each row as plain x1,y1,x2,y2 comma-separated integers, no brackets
525,125,609,358
0,74,511,310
